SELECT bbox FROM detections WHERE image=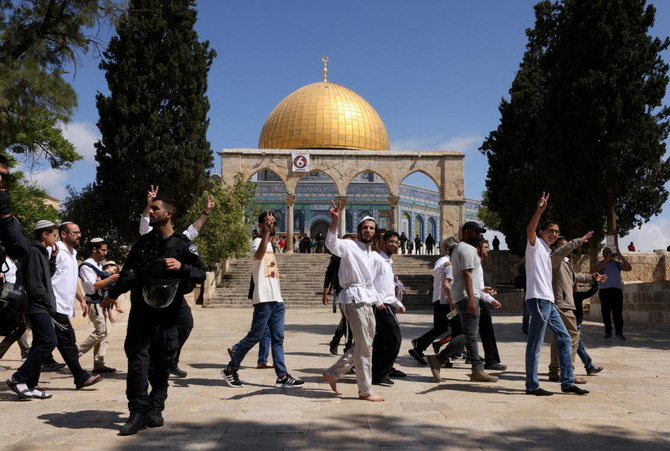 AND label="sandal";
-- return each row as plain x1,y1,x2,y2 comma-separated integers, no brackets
29,388,53,399
76,374,102,390
6,378,33,400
